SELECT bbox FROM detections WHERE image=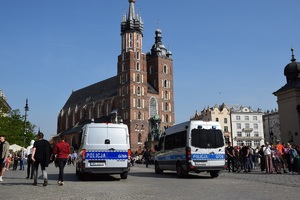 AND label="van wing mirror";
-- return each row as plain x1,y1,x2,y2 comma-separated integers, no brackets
105,139,110,144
